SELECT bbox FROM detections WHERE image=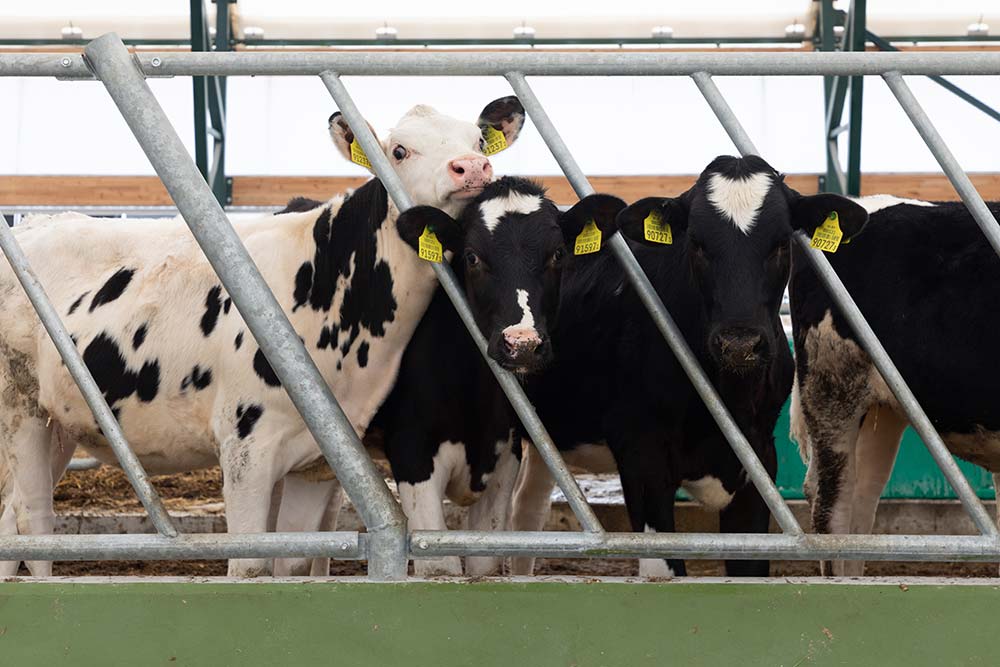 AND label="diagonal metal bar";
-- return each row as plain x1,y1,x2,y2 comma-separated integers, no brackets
694,71,999,537
0,213,178,537
882,71,1000,259
507,70,803,536
318,71,604,535
83,33,408,580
